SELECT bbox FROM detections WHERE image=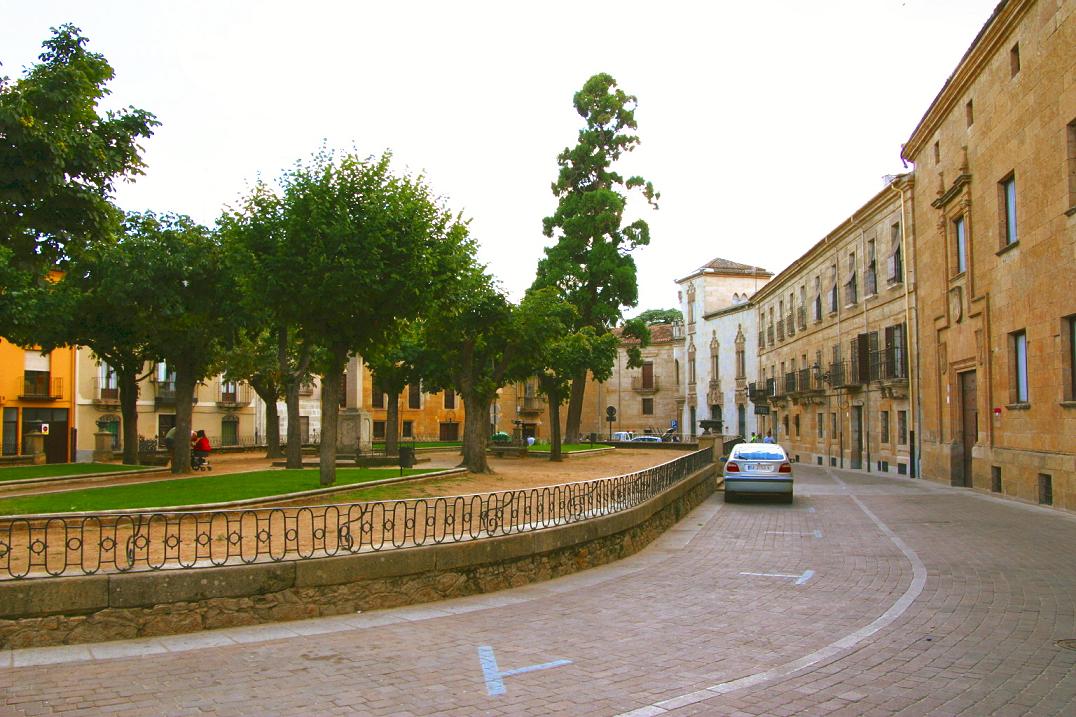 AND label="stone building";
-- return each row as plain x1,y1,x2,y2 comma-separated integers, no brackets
75,348,257,461
901,0,1074,508
752,177,918,474
361,359,462,443
676,258,772,439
